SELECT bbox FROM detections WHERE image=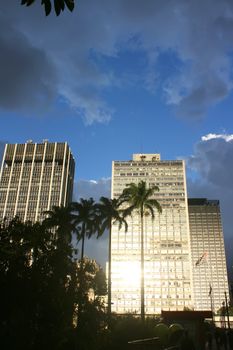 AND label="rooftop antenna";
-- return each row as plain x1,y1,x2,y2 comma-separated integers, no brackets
140,140,144,155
